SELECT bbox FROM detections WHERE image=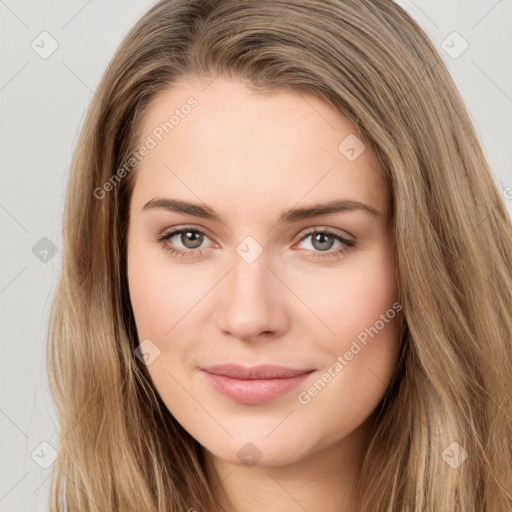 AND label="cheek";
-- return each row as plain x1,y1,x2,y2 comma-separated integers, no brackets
298,251,398,344
127,263,171,338
127,245,201,400
297,247,401,402
294,260,401,441
127,241,204,340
